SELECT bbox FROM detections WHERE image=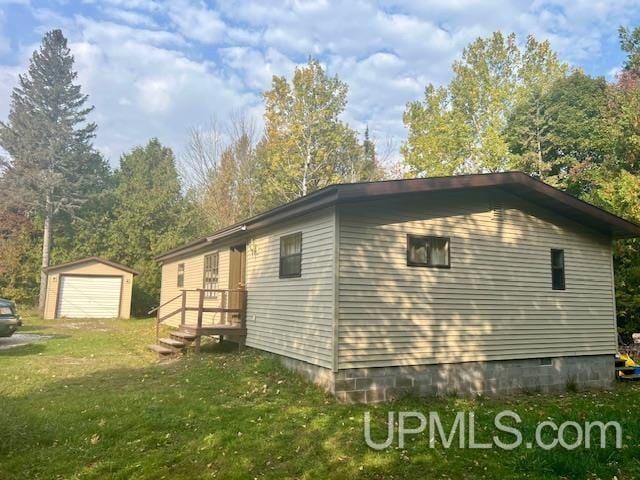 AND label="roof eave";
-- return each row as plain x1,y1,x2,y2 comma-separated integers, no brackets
42,256,140,275
155,187,339,263
155,172,640,262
